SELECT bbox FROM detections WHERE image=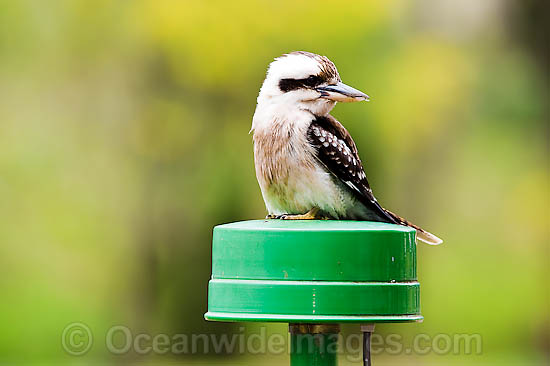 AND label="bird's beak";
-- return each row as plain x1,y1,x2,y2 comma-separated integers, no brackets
317,82,369,102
